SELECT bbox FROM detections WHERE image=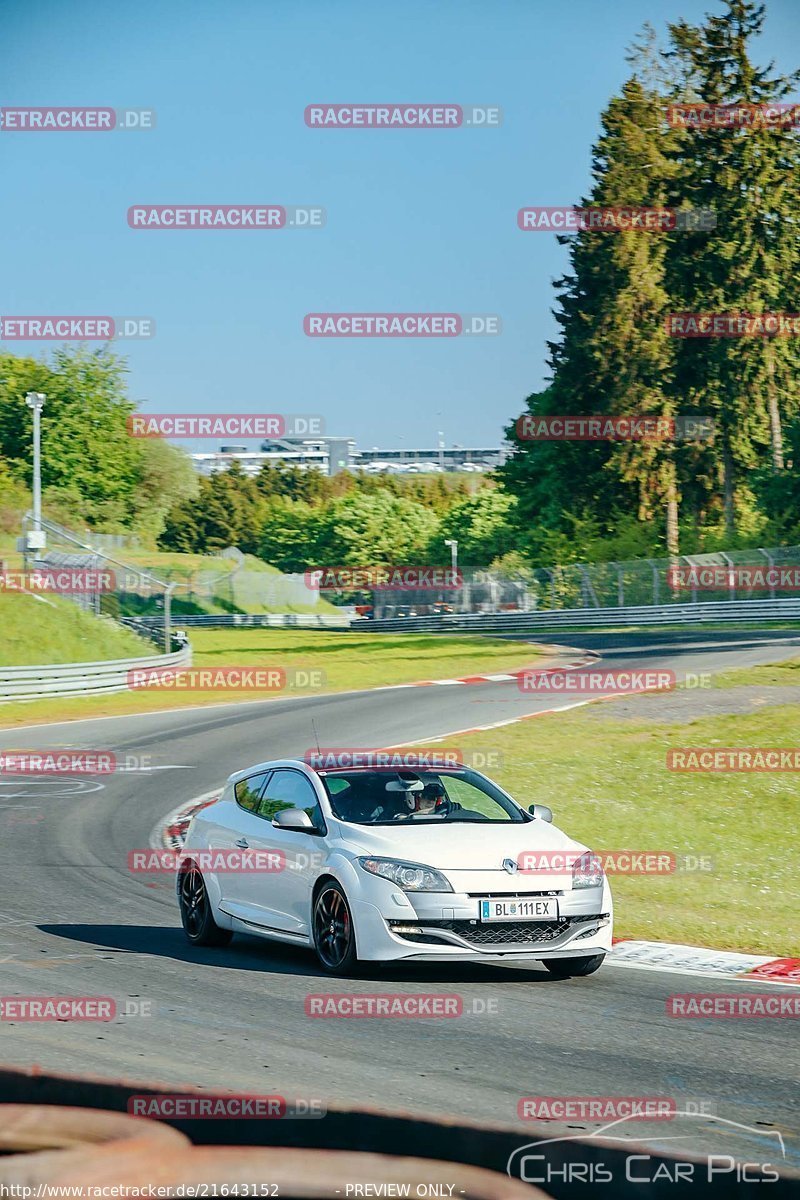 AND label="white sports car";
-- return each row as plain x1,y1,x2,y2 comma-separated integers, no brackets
177,759,613,976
